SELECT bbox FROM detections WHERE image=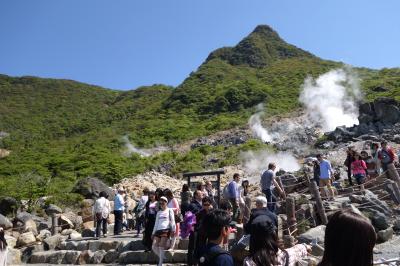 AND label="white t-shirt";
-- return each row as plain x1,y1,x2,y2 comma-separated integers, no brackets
152,208,175,235
94,197,111,219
